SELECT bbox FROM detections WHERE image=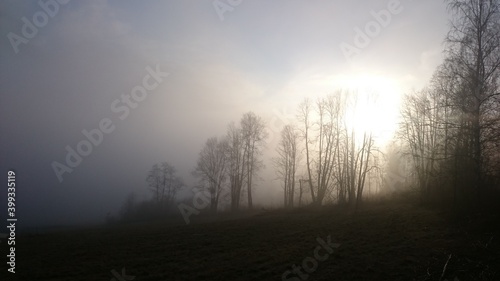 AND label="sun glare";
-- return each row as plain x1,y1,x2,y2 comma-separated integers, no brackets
333,74,402,145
